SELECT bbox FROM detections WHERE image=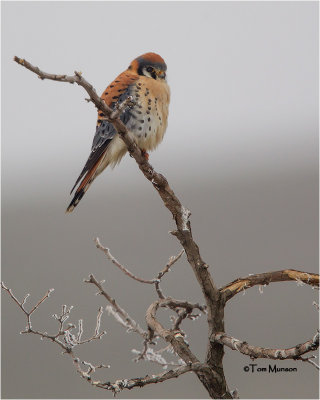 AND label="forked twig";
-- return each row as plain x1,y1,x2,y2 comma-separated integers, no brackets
95,237,184,298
